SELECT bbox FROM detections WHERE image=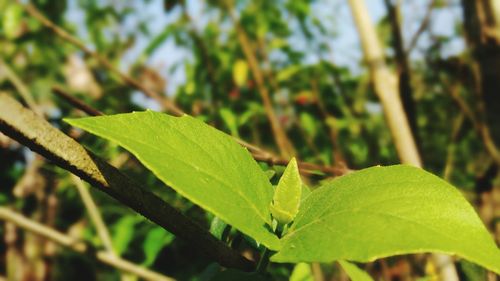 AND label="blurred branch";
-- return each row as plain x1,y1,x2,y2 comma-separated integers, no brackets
0,207,175,281
448,82,500,166
406,0,436,54
384,0,419,144
71,175,115,255
348,0,421,167
443,113,464,181
0,58,42,116
19,2,183,116
347,0,457,280
53,85,104,116
0,93,255,272
24,3,343,176
3,69,119,271
51,86,342,177
180,5,221,119
227,6,296,158
311,78,345,164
